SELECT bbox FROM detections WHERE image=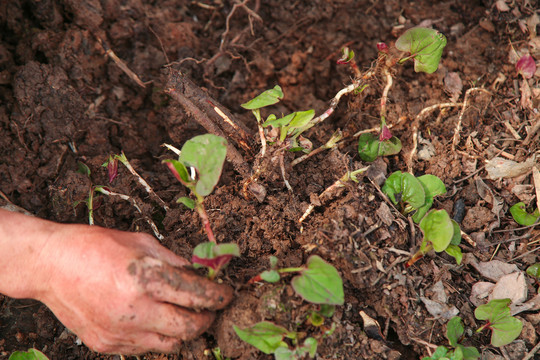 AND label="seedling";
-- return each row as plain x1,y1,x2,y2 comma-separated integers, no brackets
382,171,446,222
509,202,540,226
191,242,240,280
526,263,540,293
407,209,462,267
422,317,480,360
164,134,227,243
475,298,523,347
9,349,49,360
248,255,344,305
233,321,317,359
354,27,446,162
